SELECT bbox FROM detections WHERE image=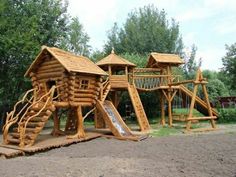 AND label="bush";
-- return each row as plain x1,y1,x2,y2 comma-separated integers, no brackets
217,108,236,123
